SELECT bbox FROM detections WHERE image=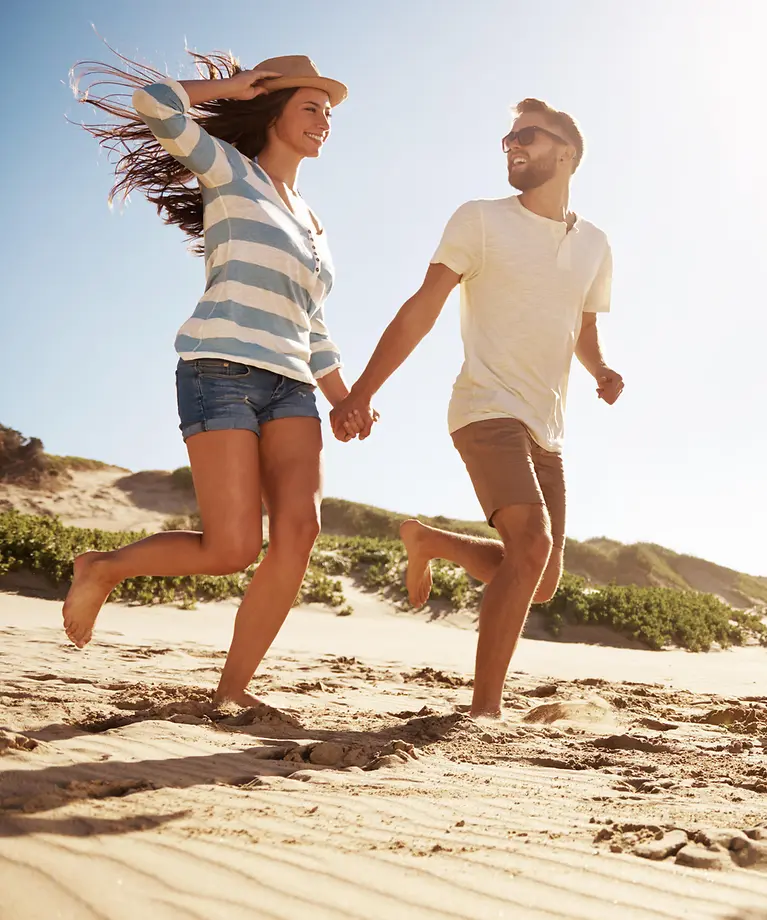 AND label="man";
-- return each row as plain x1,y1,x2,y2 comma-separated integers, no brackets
331,98,623,718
